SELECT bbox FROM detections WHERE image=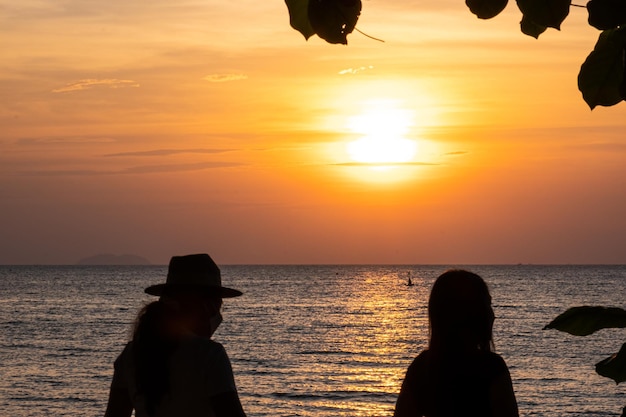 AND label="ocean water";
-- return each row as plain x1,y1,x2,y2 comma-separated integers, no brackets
1,264,625,416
